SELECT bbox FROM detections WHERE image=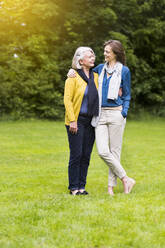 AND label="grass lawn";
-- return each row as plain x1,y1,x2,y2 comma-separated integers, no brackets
0,118,165,248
